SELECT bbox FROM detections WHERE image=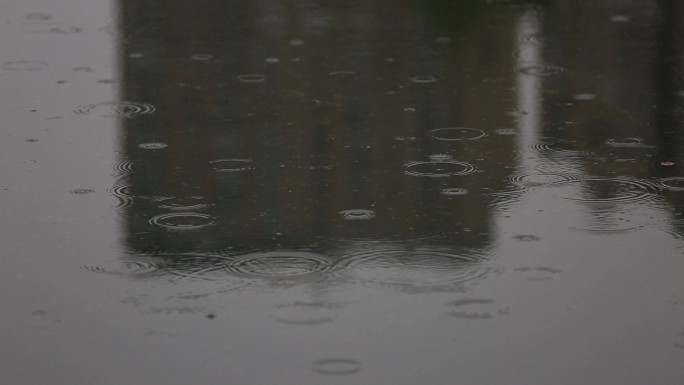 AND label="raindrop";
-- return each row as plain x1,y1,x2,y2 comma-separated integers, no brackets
572,93,596,100
495,128,517,135
402,160,476,178
509,173,582,187
97,79,117,84
224,251,334,279
74,101,155,118
675,332,684,349
435,36,451,43
313,358,362,375
156,196,209,211
73,66,93,72
129,53,143,58
2,61,48,71
329,70,356,76
82,258,163,278
237,74,267,83
550,177,661,204
138,142,167,150
428,154,453,161
25,12,52,21
210,159,254,172
660,161,675,167
191,54,213,61
149,213,216,231
513,234,540,241
338,209,376,220
441,188,469,196
611,15,631,22
430,127,487,141
446,298,506,319
605,138,653,148
289,39,305,46
25,138,38,143
514,267,561,281
659,177,684,192
265,57,280,63
273,301,341,325
71,188,95,195
517,65,566,76
410,75,437,84
338,247,495,289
